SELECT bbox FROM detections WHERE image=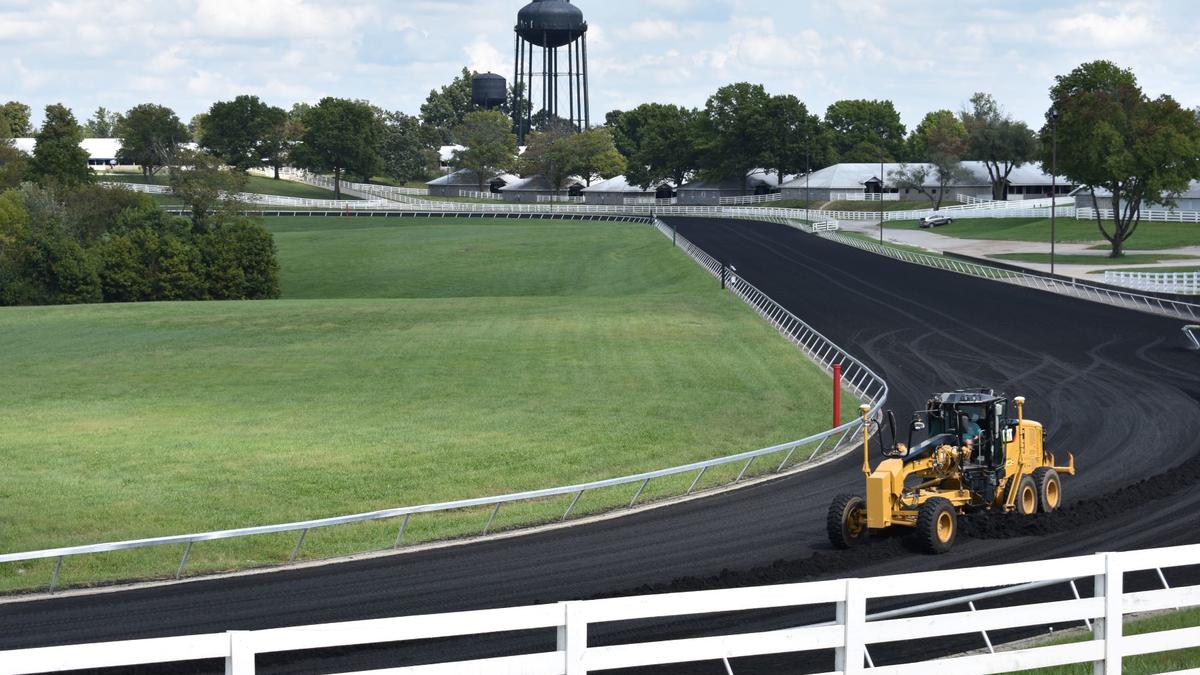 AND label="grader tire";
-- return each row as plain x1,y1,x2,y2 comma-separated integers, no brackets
1032,467,1062,513
1016,475,1039,515
916,497,957,554
827,494,869,549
